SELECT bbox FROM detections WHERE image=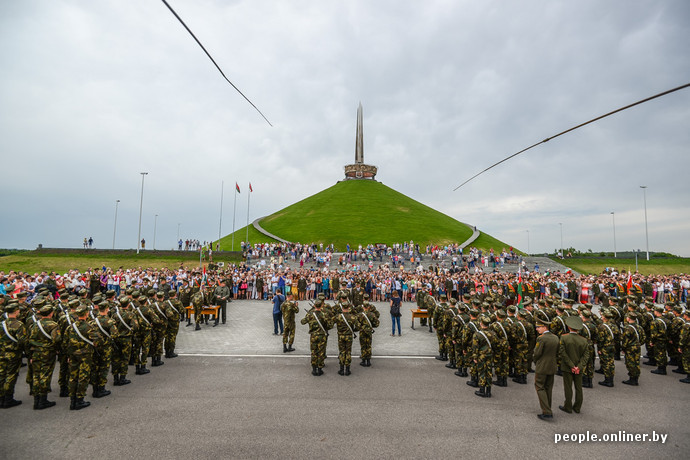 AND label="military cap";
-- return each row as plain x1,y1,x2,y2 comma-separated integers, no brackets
522,296,532,305
38,305,53,316
75,305,89,316
481,302,490,309
603,310,615,319
458,304,469,312
338,291,348,298
98,301,109,311
119,297,131,306
538,299,546,306
68,299,81,309
58,288,67,295
317,293,325,300
626,312,638,320
507,305,517,314
156,291,165,297
450,298,457,305
556,304,565,312
535,317,550,327
644,296,654,302
544,297,555,305
363,294,370,299
93,294,103,303
471,299,481,305
666,301,676,308
581,310,592,318
496,309,507,318
584,303,593,309
147,288,157,296
654,306,665,313
131,290,141,297
125,287,134,295
105,290,116,297
469,308,479,316
517,309,528,318
565,315,583,330
32,298,46,308
673,305,683,314
684,310,690,318
16,291,28,298
4,303,19,313
563,298,574,305
479,316,491,326
440,294,447,300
